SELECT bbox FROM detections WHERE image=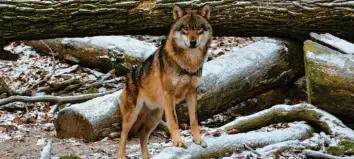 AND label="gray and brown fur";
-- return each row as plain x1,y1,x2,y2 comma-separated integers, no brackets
117,4,213,159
